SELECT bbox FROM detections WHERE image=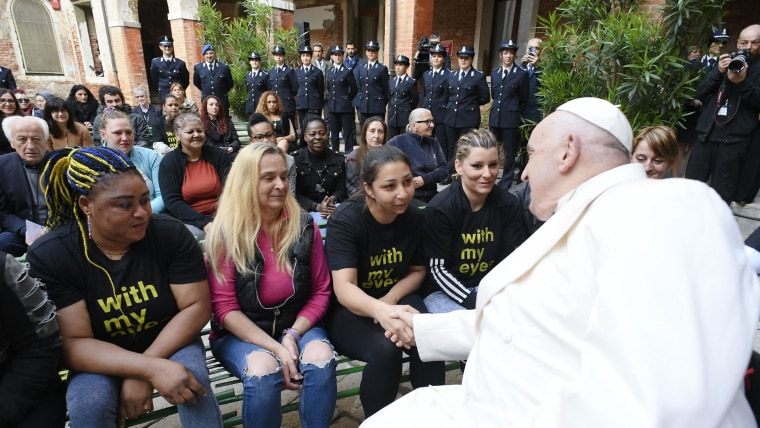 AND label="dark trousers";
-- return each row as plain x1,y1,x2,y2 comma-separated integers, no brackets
329,111,356,153
326,293,445,418
685,138,749,204
358,112,386,130
283,111,298,146
297,108,321,130
13,379,67,427
733,130,760,203
491,126,520,188
434,122,448,157
387,125,406,140
0,231,26,257
444,126,473,162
